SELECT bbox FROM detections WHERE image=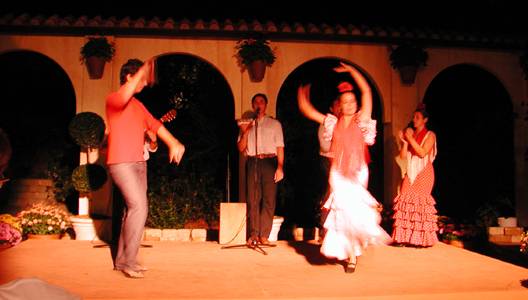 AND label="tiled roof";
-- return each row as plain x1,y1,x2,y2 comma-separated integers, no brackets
0,13,525,50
